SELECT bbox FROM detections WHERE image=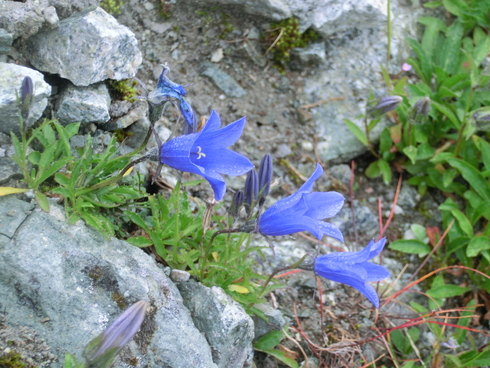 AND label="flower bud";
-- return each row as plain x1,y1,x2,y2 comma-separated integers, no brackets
84,301,147,368
258,154,273,201
228,190,244,218
244,169,258,215
20,76,34,121
413,96,431,117
372,96,403,115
